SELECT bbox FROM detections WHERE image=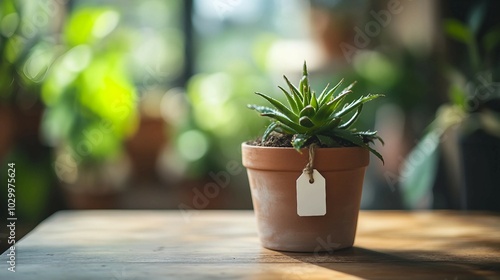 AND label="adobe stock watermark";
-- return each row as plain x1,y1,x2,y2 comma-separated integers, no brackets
138,59,171,96
7,0,66,76
341,0,413,63
178,160,244,222
111,265,141,280
465,73,500,112
280,268,309,280
211,0,243,19
314,235,342,256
